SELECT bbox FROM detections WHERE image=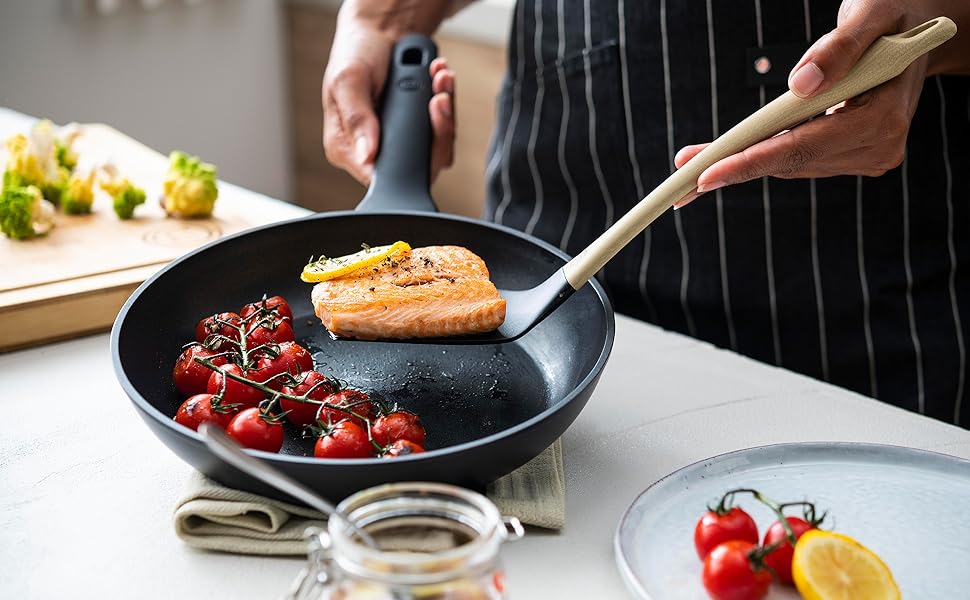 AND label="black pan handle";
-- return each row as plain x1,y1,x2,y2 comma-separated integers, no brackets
357,34,439,213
